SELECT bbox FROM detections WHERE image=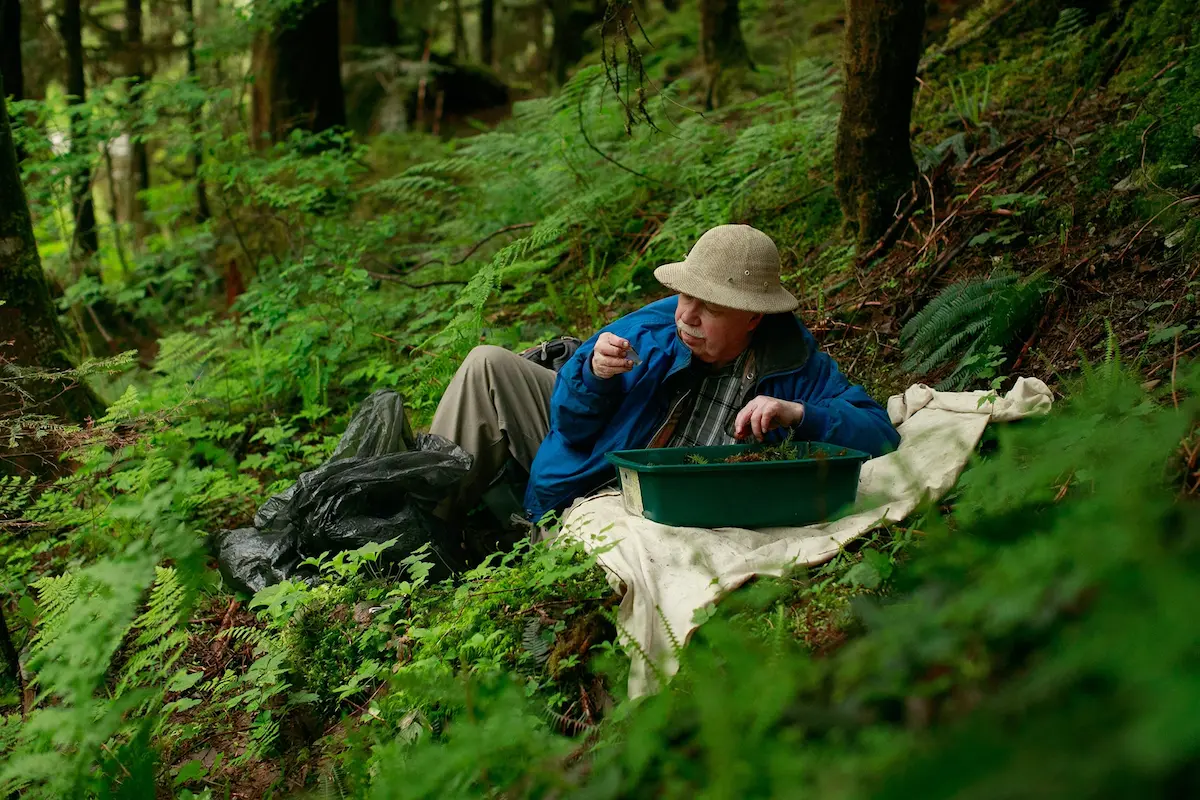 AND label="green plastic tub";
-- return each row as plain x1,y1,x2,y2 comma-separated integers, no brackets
605,441,871,529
